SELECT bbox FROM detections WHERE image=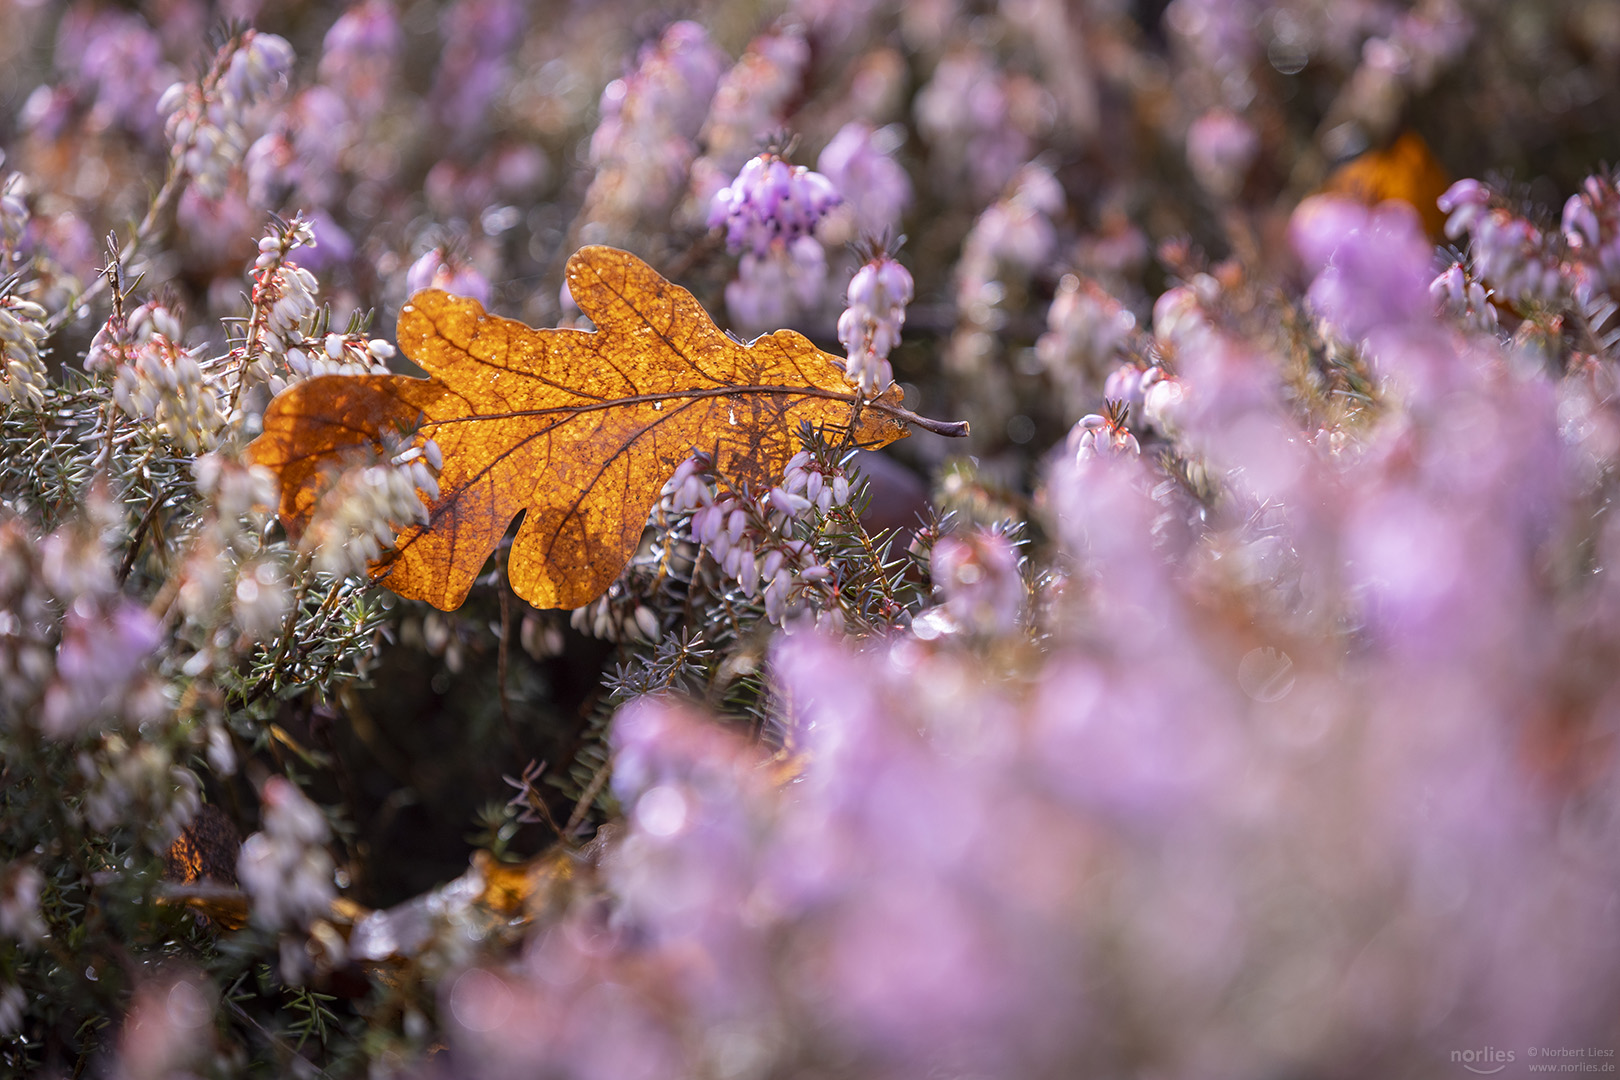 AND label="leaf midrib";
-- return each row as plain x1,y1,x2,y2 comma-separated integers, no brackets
422,382,860,427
